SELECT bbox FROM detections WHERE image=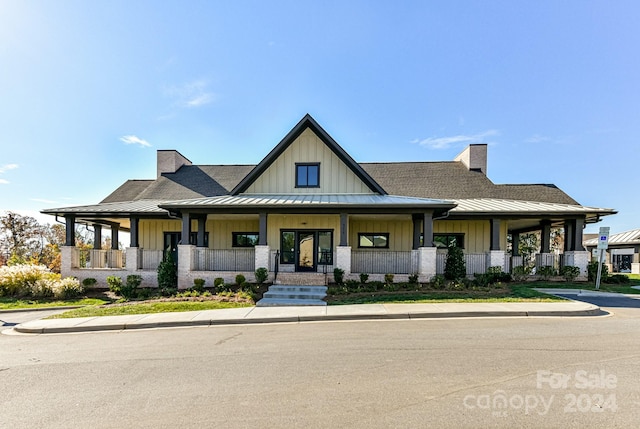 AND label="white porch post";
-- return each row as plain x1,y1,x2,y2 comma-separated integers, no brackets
563,250,589,278
177,244,194,289
336,246,351,275
61,246,73,278
126,247,140,271
254,245,270,271
417,247,437,281
486,250,506,272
